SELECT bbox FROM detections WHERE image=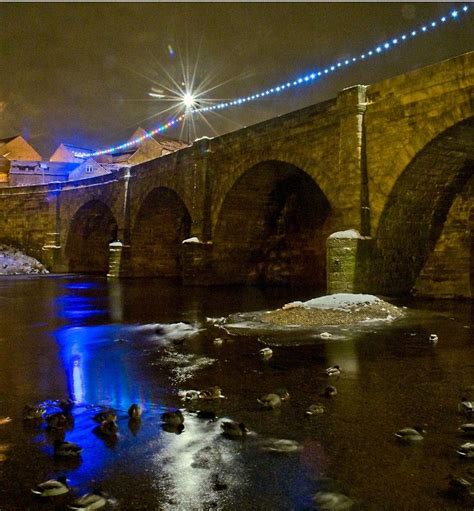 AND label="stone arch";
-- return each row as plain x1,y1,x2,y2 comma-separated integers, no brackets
213,160,333,287
375,117,474,296
65,200,118,274
129,187,191,277
470,207,474,297
210,147,336,229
